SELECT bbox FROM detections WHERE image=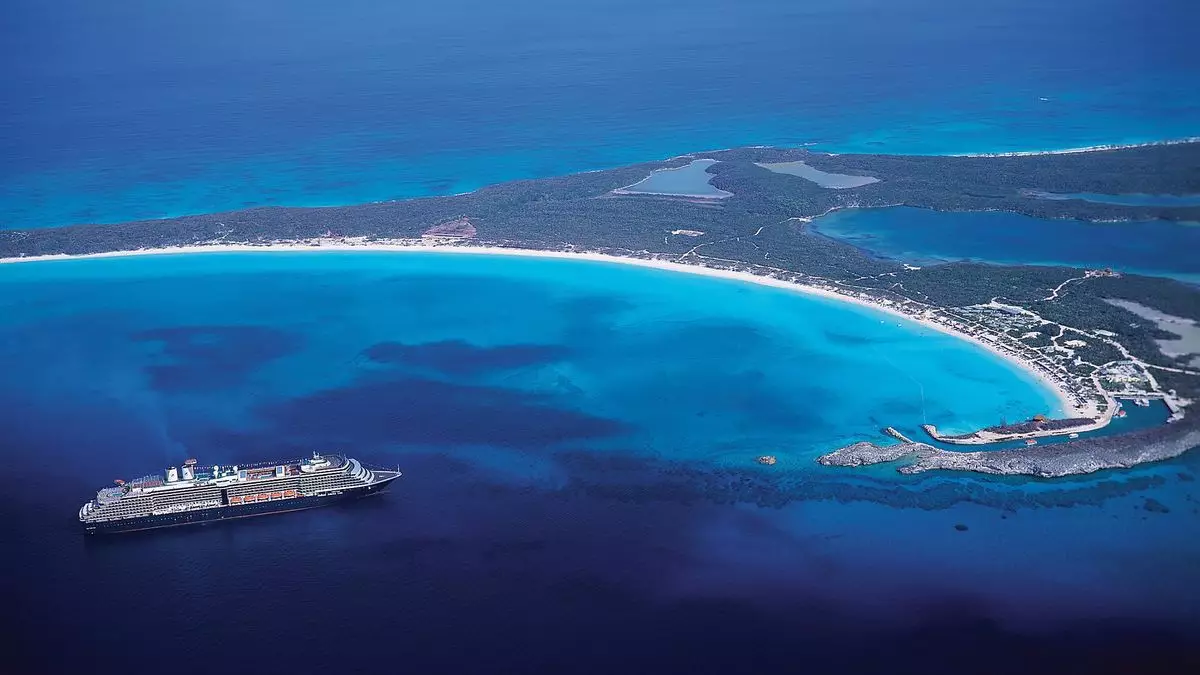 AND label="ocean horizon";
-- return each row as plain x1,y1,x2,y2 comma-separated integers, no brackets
3,0,1200,229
